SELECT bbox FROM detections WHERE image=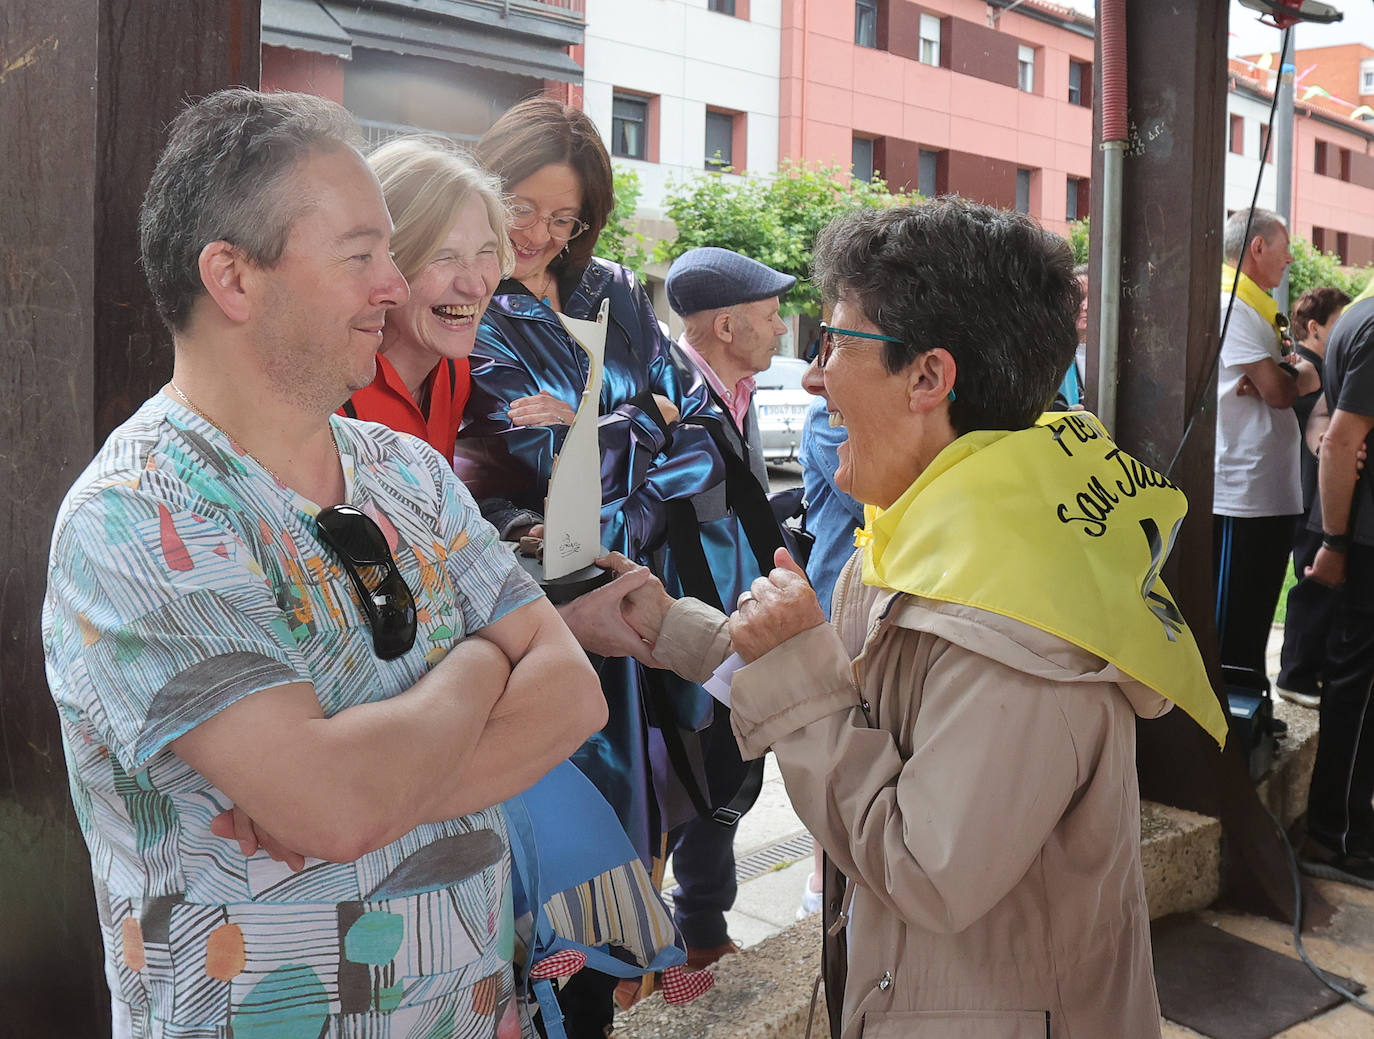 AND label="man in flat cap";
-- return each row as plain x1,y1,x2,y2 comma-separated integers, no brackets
669,247,796,458
656,247,795,971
